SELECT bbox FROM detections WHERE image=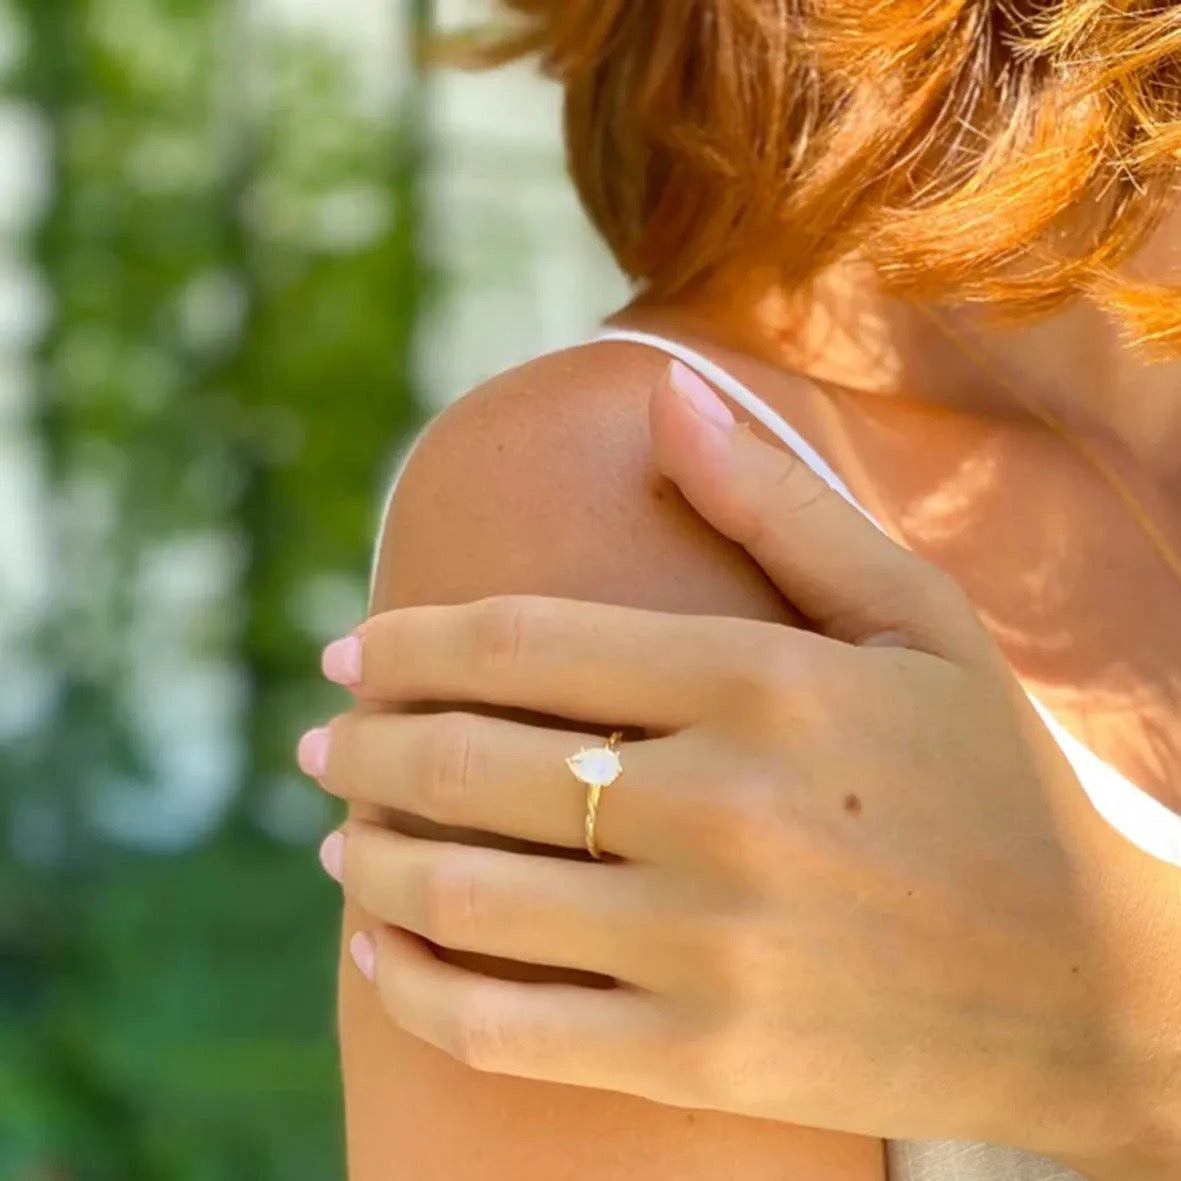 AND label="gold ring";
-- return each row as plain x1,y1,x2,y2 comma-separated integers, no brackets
566,732,624,860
